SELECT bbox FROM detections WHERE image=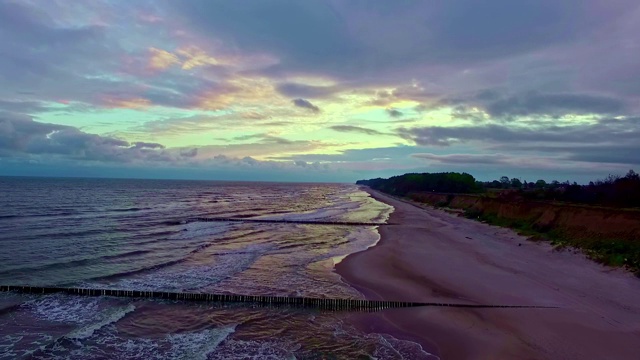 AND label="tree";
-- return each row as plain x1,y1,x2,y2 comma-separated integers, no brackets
500,176,510,188
535,179,547,189
511,178,523,189
625,169,639,180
